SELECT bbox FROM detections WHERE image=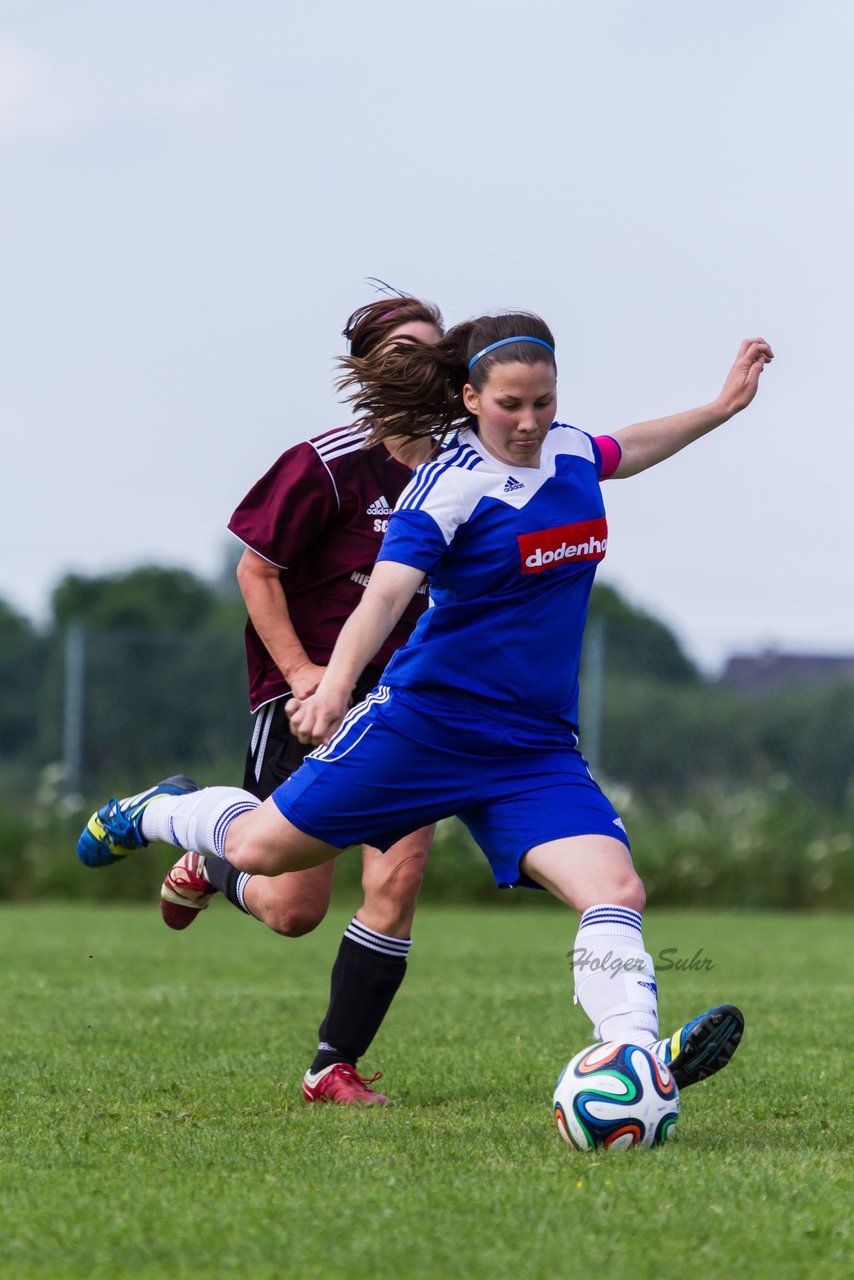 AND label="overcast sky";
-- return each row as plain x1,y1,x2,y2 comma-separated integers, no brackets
2,0,851,670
